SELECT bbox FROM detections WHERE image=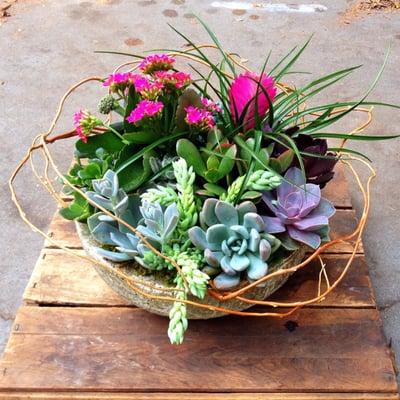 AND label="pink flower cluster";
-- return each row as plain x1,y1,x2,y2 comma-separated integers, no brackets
201,97,222,113
73,110,103,143
103,72,140,92
154,71,192,90
127,100,164,124
134,77,164,100
185,106,215,131
139,54,175,74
